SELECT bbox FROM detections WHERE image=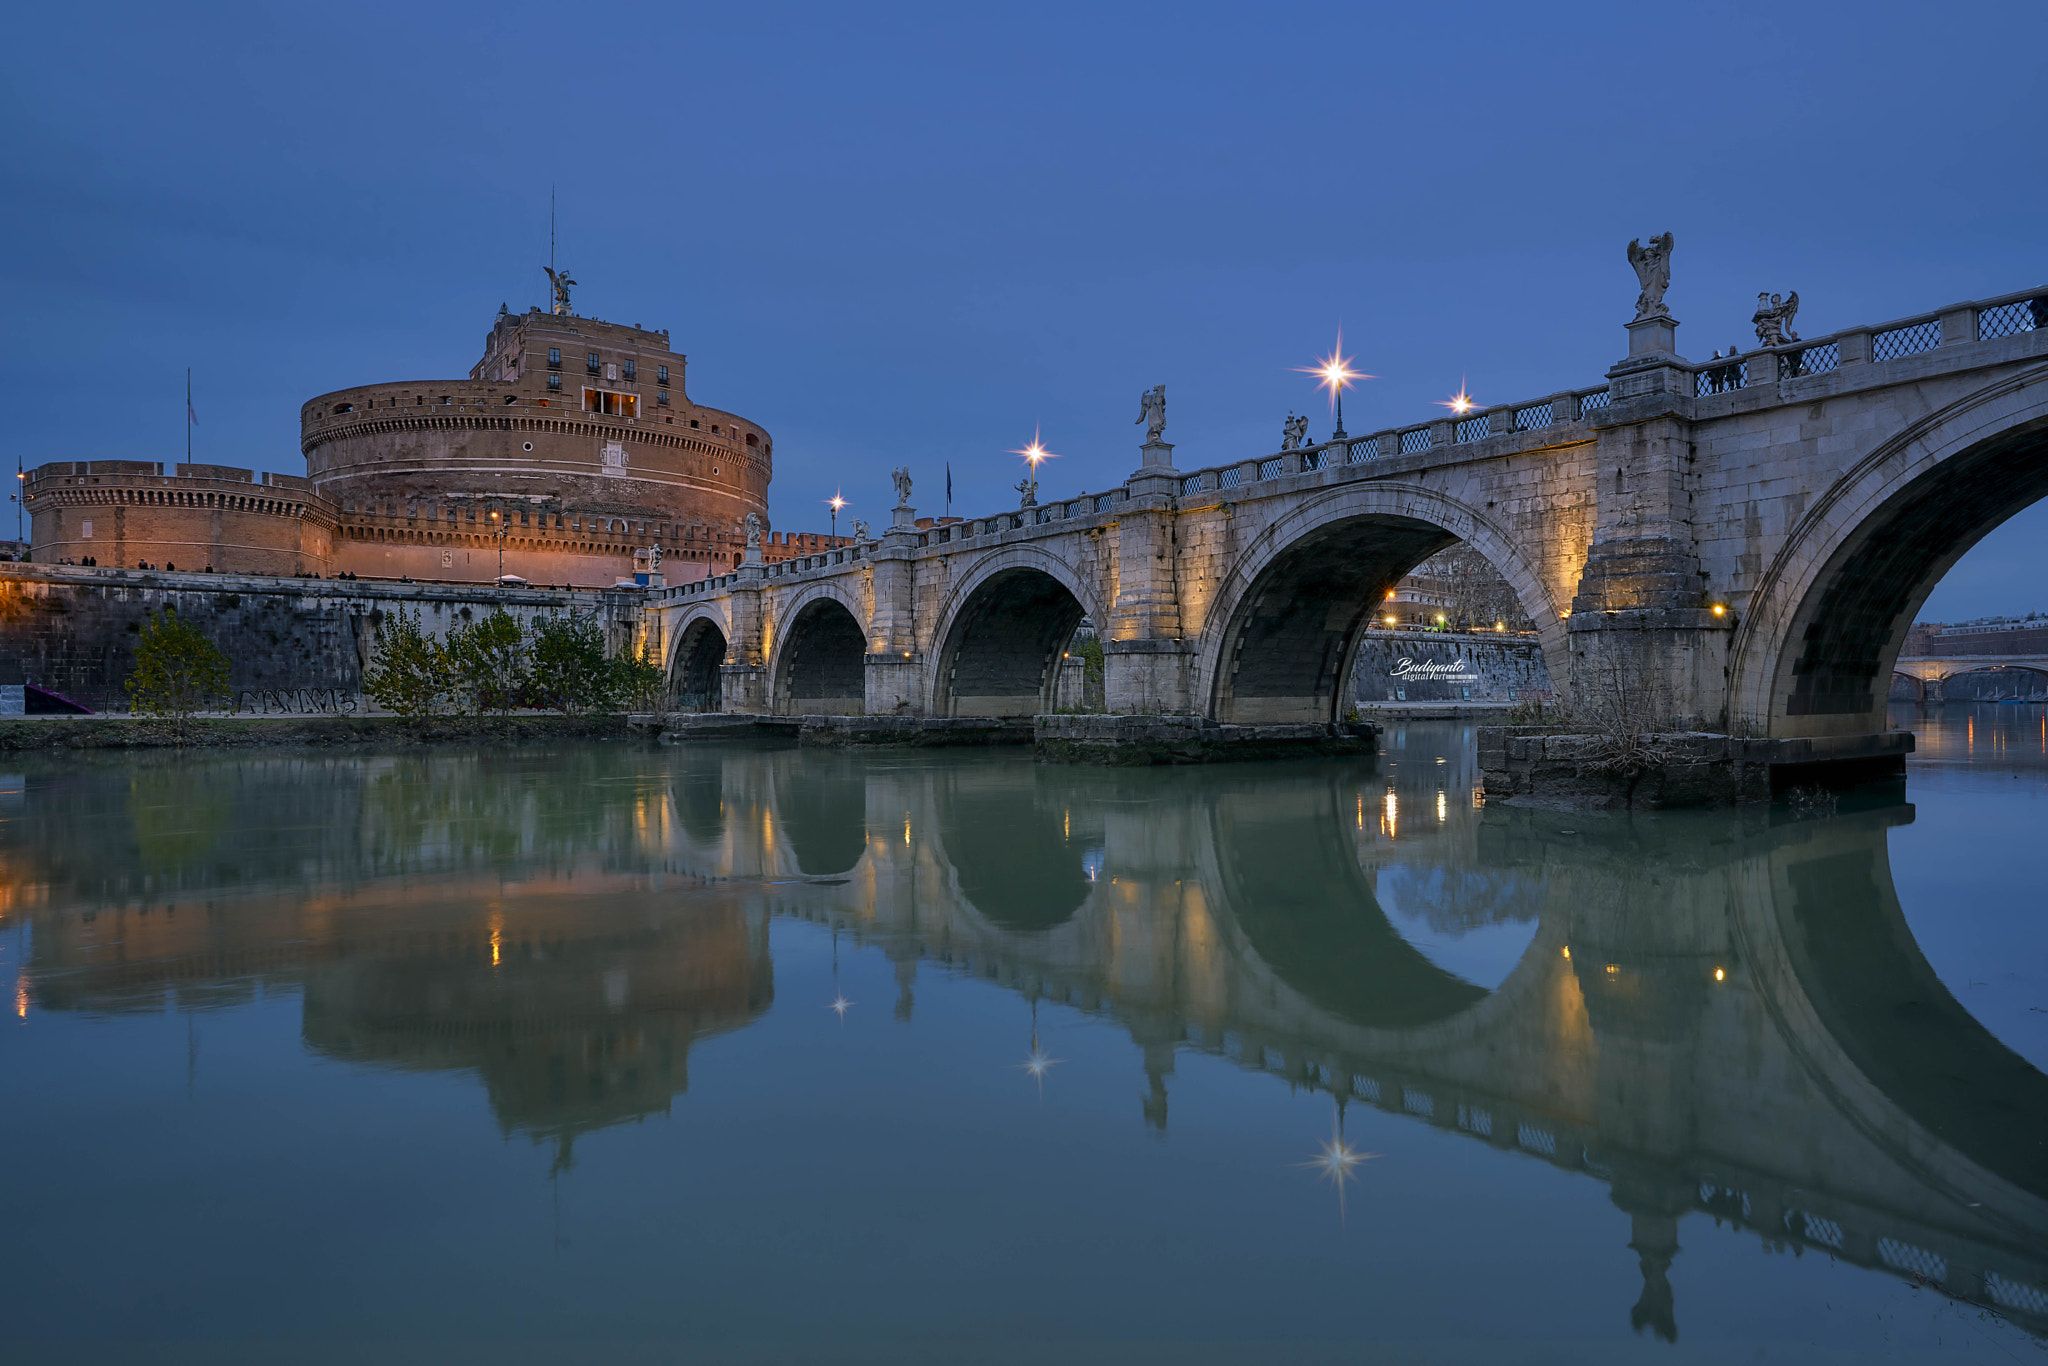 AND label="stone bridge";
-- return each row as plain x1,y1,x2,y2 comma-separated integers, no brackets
1893,655,2048,703
653,282,2048,747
